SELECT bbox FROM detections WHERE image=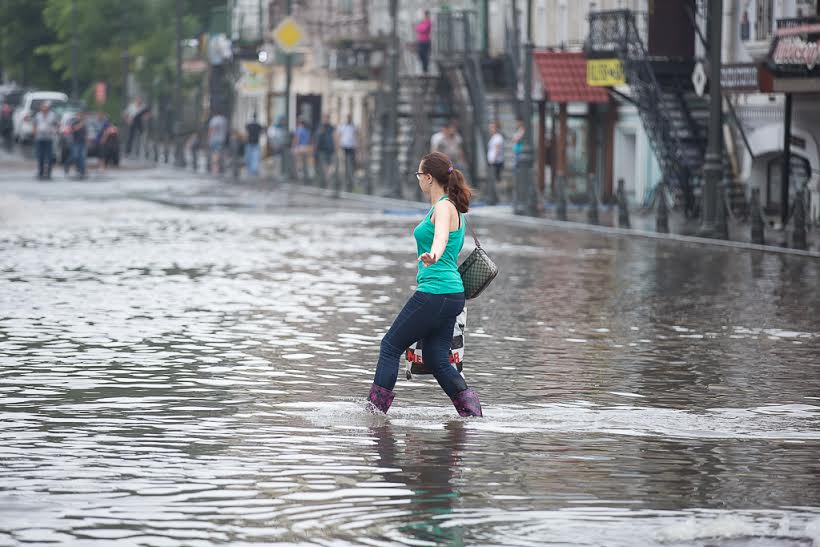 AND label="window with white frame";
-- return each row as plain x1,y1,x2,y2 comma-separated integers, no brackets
755,0,774,41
